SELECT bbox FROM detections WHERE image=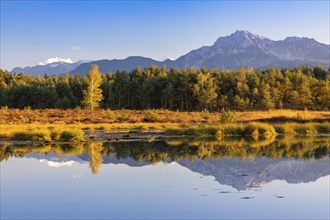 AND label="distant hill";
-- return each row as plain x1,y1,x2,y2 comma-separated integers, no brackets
70,56,164,75
11,58,86,76
11,30,330,75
